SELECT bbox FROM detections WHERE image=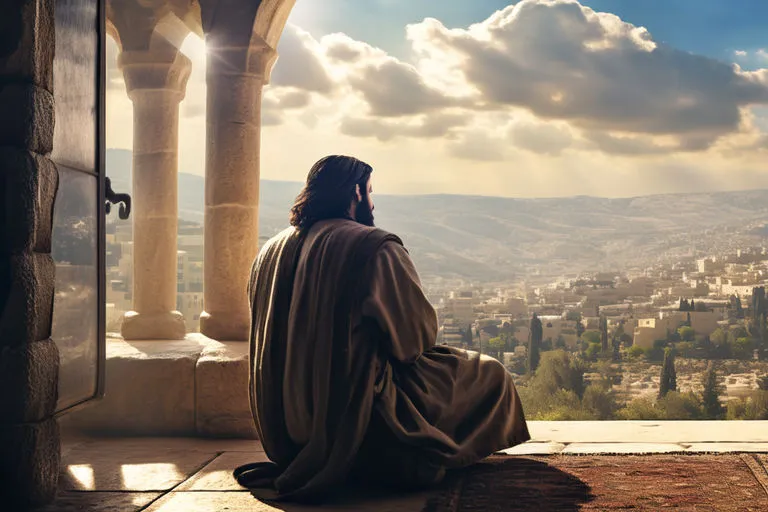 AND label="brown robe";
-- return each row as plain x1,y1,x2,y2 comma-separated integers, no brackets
235,219,529,502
